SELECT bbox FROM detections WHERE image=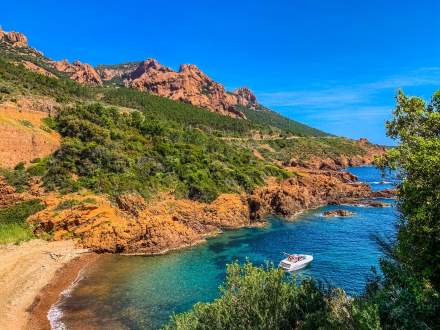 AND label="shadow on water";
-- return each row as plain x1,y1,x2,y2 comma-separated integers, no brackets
56,166,398,329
